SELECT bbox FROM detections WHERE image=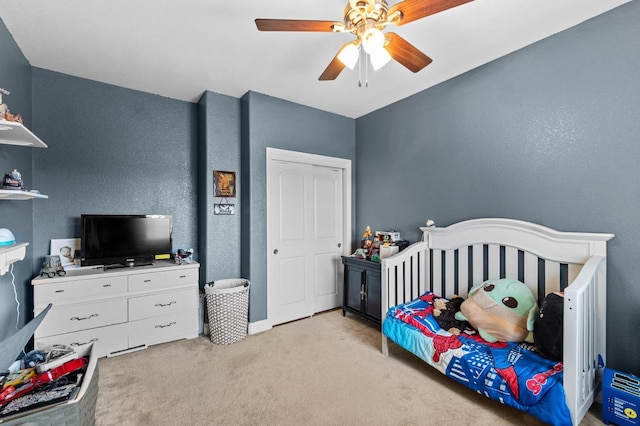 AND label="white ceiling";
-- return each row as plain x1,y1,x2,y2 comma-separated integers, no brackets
0,0,631,118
